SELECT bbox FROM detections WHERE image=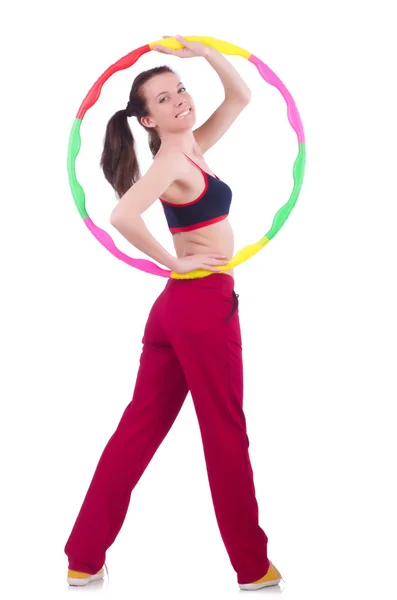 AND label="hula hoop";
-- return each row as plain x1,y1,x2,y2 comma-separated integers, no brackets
67,36,306,279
